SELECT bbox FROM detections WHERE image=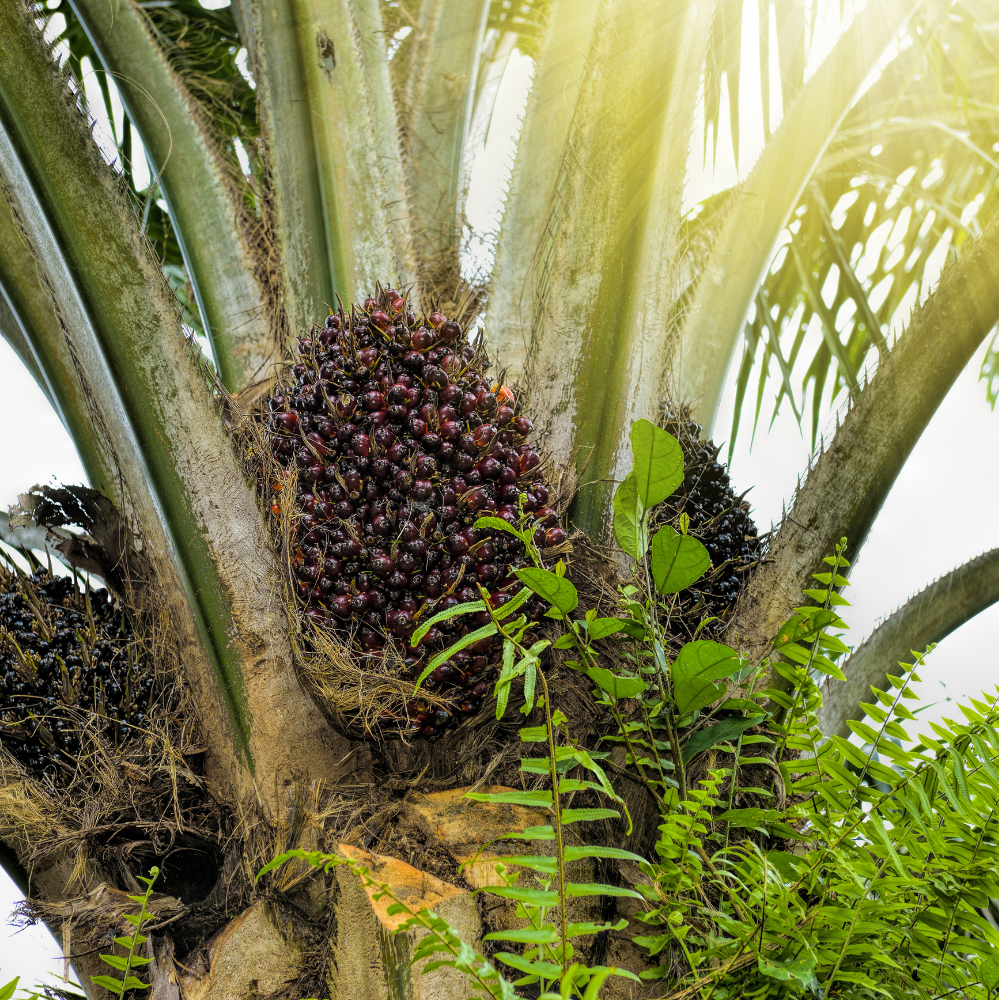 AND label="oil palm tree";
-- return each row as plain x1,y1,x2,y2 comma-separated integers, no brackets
0,0,996,996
